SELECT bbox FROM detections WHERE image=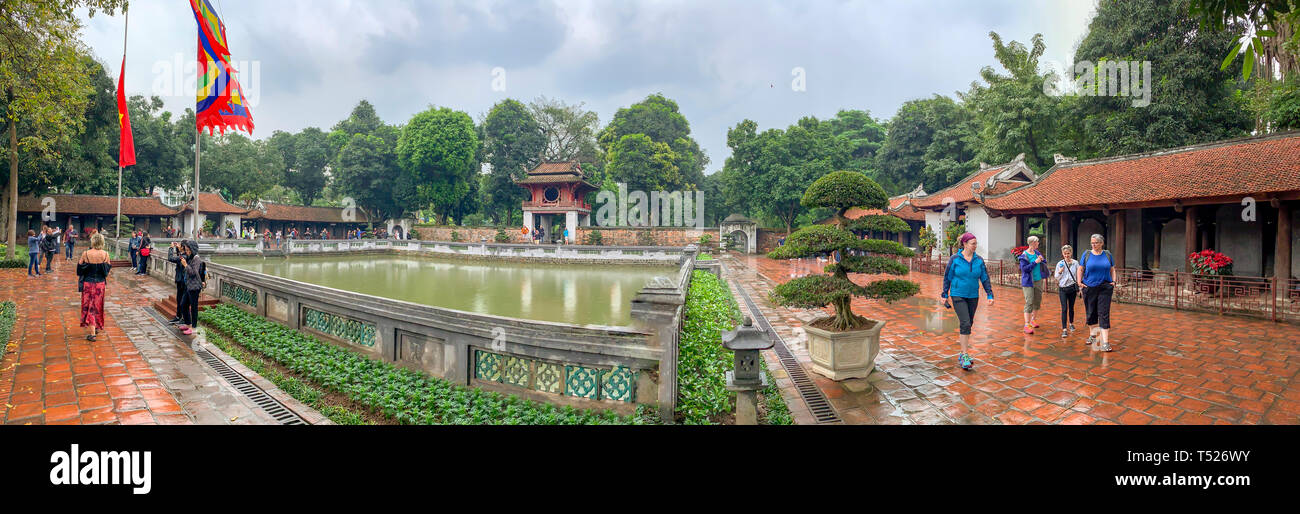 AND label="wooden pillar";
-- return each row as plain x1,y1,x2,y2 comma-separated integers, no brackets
1184,206,1198,272
1114,210,1126,269
1278,202,1292,283
1059,212,1071,256
1015,215,1024,248
1153,223,1162,269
